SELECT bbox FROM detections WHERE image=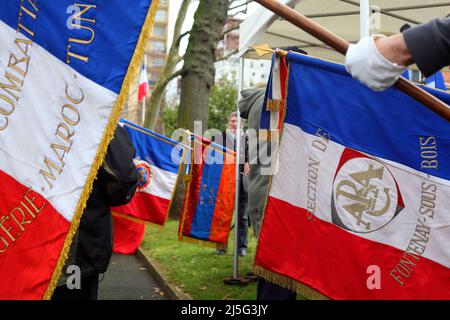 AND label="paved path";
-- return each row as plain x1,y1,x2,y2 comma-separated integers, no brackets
99,254,169,300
